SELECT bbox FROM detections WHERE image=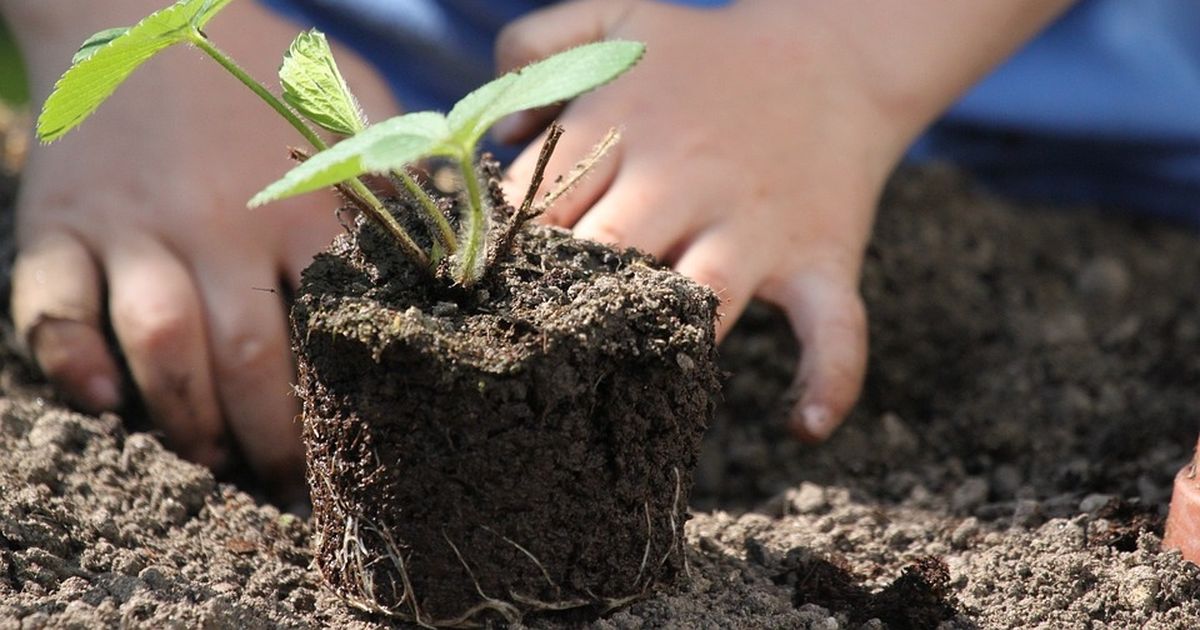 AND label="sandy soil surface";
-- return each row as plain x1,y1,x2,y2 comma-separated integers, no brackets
1,142,1199,628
